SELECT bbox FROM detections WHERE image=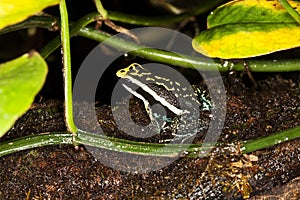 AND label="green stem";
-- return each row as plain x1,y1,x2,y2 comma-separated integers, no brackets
278,0,300,25
0,15,58,35
41,20,300,72
60,0,77,134
0,125,299,158
0,133,73,157
2,14,300,72
241,125,300,153
104,0,227,26
40,12,99,58
78,26,300,72
94,0,108,19
106,10,192,26
0,0,226,35
75,130,214,157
